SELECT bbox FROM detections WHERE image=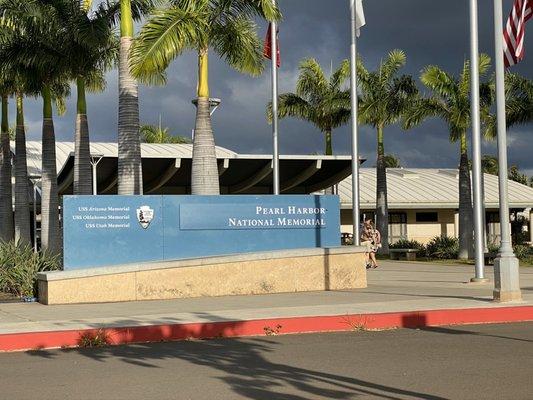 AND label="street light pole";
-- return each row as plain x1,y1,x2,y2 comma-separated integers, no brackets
469,0,488,283
492,0,522,302
349,0,361,246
